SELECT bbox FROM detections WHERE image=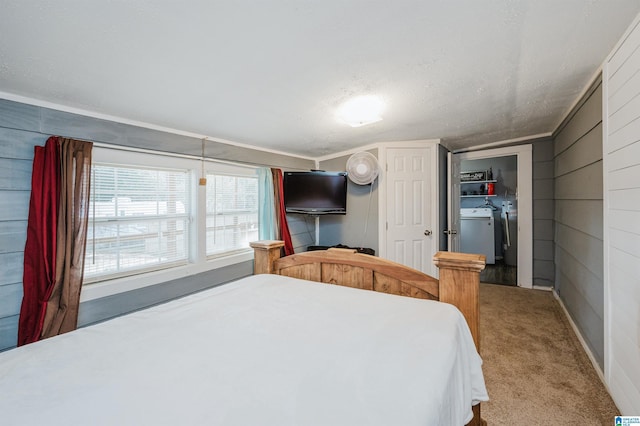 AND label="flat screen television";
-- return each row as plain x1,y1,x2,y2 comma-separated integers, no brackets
284,171,347,215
